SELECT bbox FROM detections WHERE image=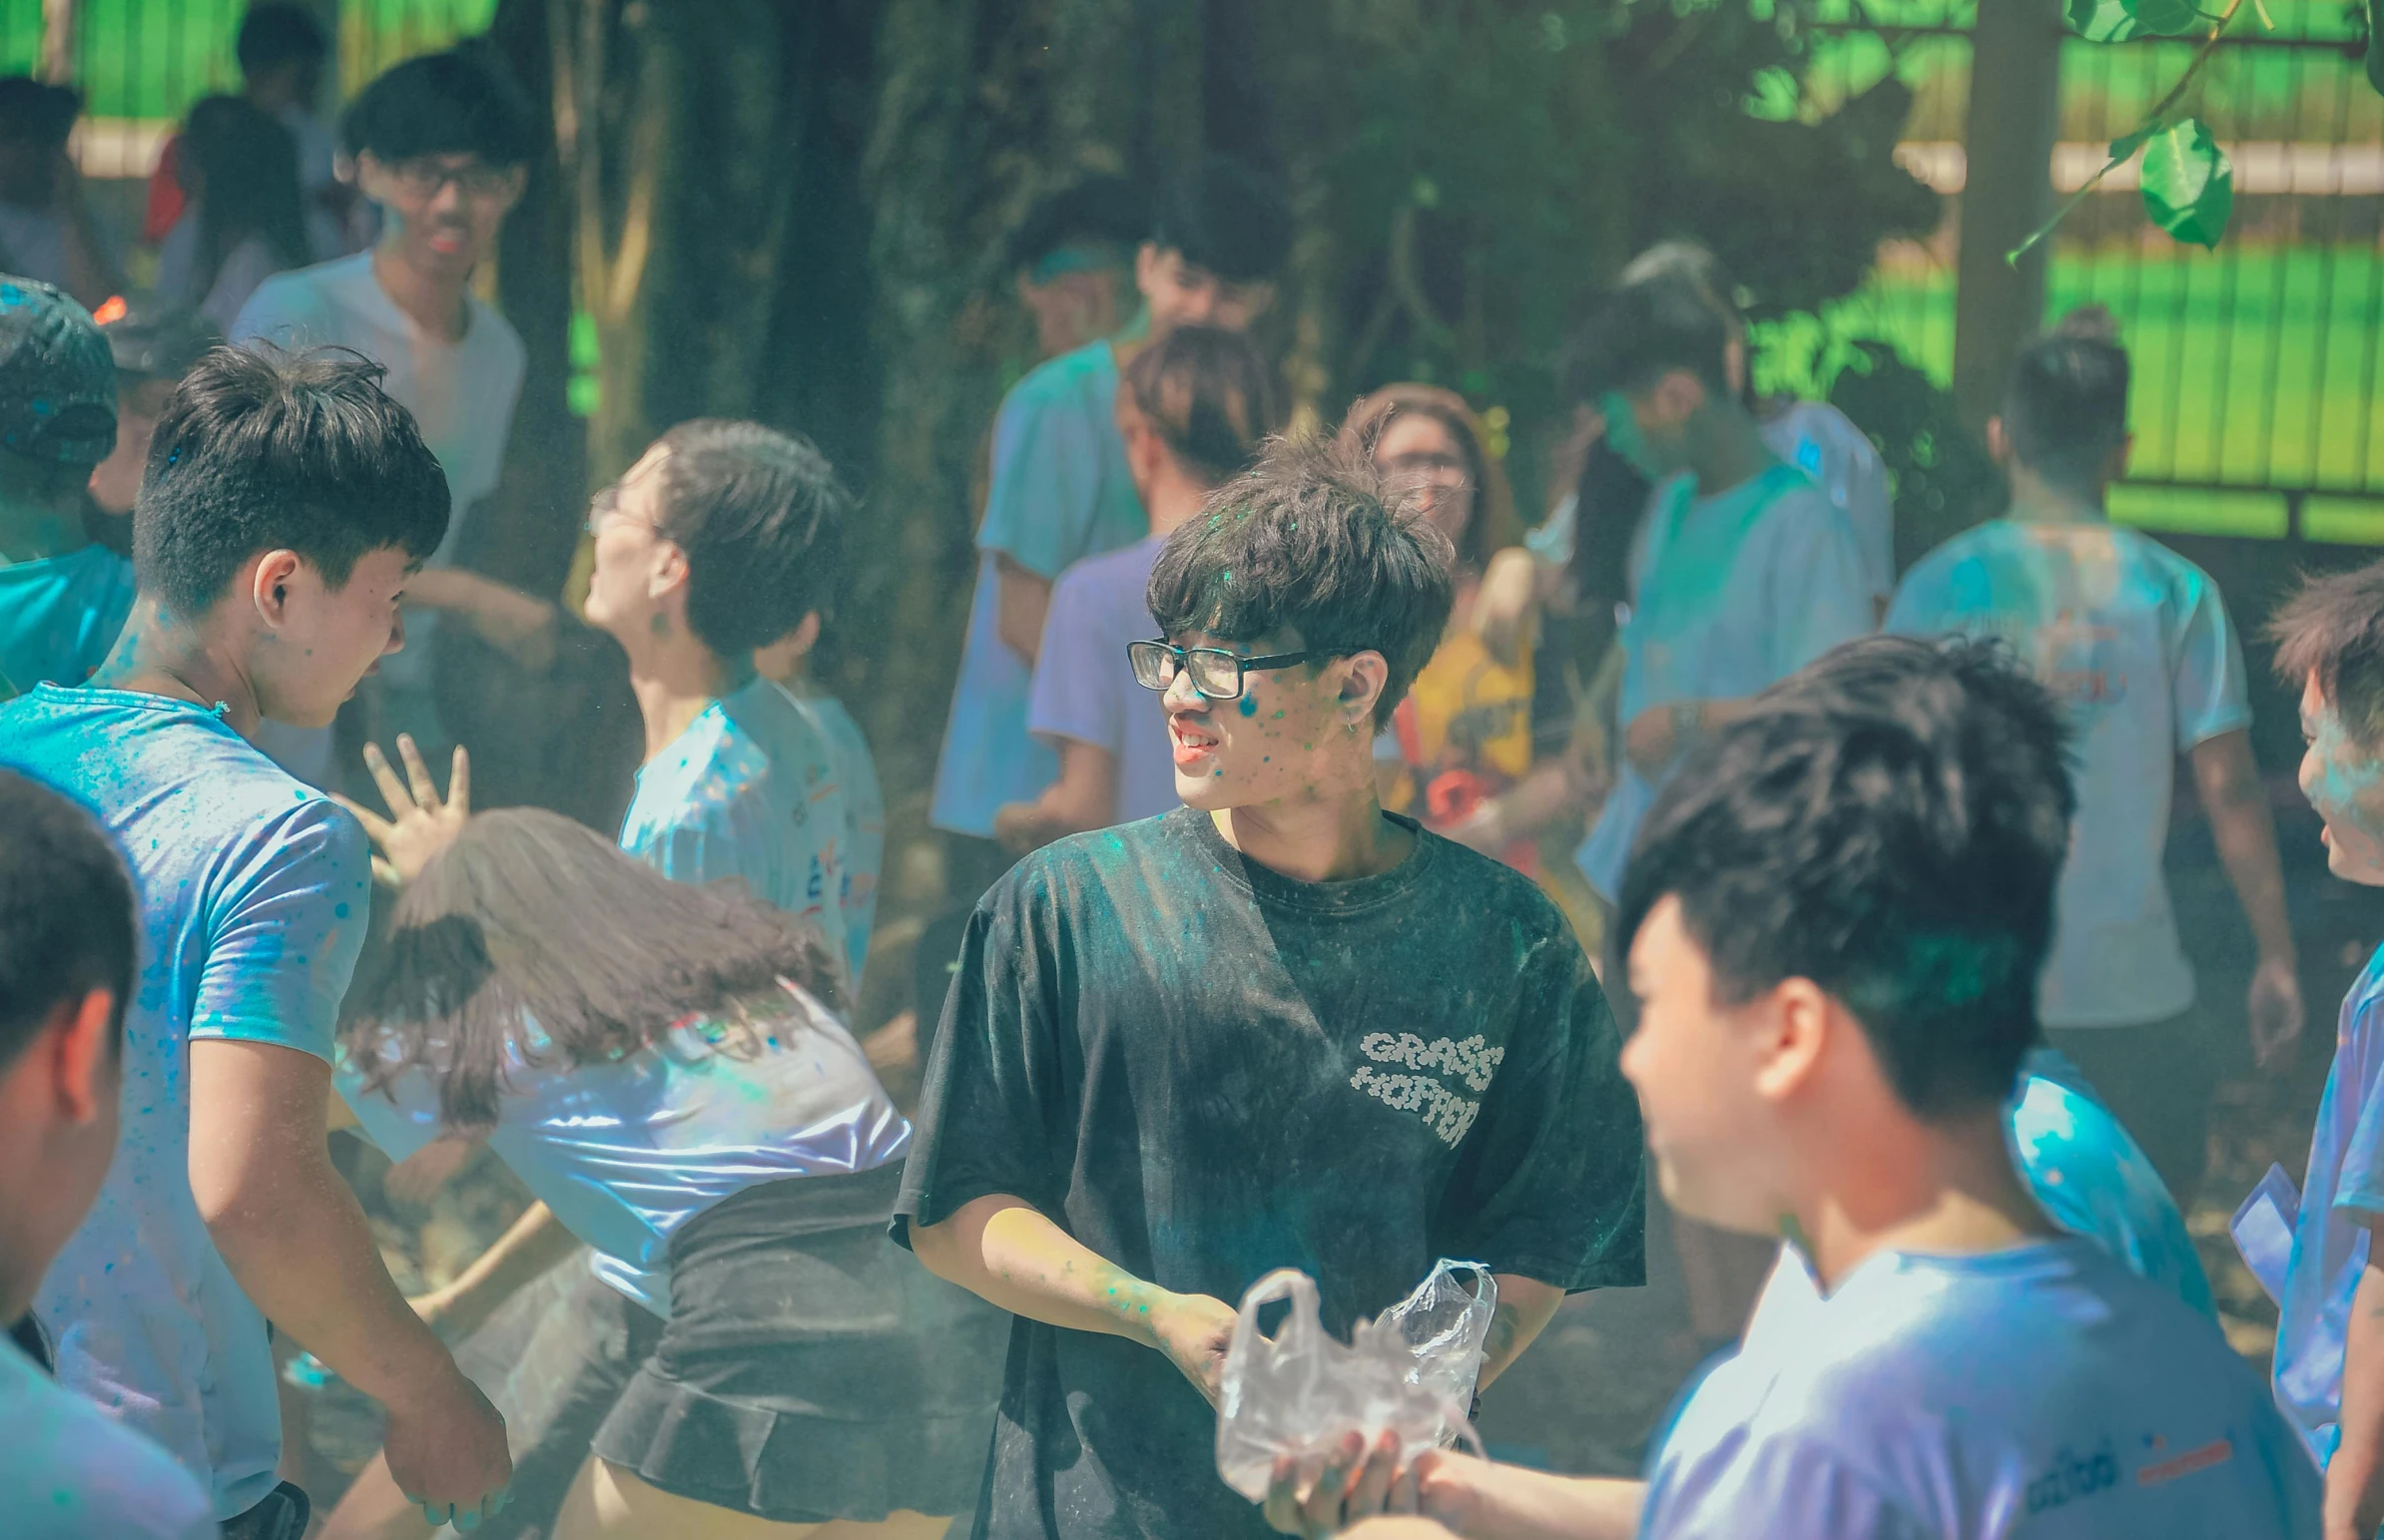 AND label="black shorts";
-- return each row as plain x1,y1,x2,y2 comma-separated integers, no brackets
589,1162,1006,1524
